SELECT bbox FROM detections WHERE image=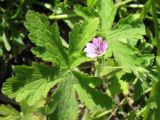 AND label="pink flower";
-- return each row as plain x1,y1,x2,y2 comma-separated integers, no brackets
84,37,108,58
